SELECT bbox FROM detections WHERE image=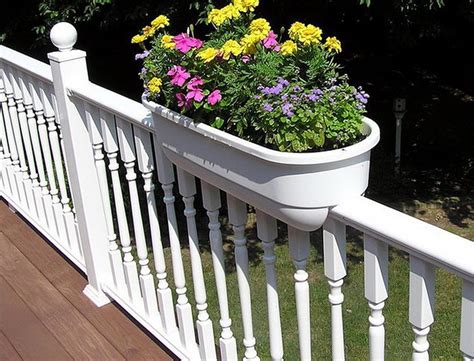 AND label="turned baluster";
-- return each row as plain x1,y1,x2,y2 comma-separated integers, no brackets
25,76,49,226
460,280,474,361
256,209,284,361
0,77,12,195
201,180,238,360
98,109,127,292
288,226,312,360
364,234,389,361
2,68,28,207
115,118,143,305
36,82,59,235
227,194,259,361
132,125,161,320
177,168,217,360
323,218,347,361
